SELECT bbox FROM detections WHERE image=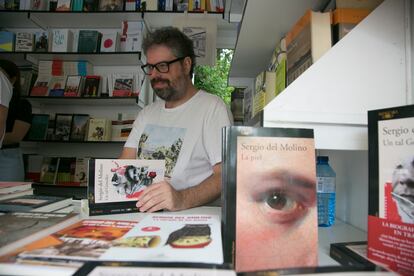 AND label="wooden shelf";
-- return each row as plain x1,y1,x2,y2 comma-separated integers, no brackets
24,96,139,106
